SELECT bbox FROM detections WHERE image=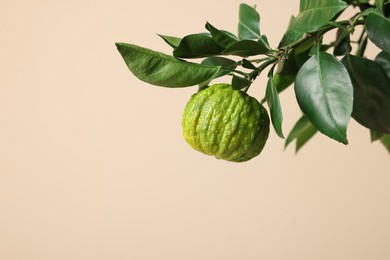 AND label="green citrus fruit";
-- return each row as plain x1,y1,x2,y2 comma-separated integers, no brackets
182,83,270,162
